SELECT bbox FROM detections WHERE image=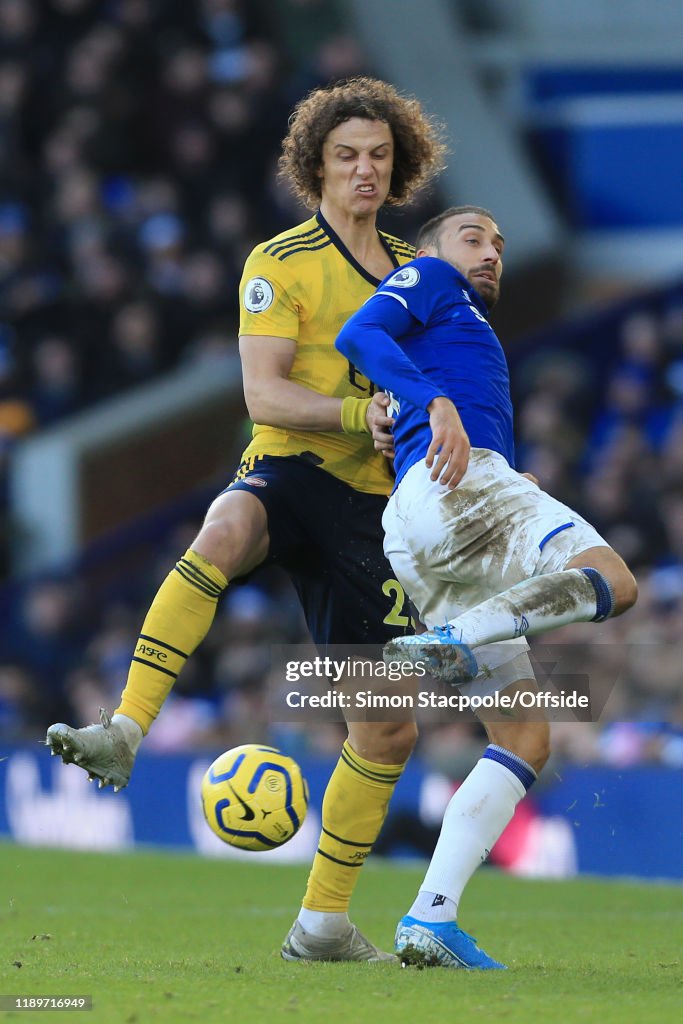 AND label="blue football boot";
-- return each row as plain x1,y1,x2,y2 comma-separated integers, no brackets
384,625,478,685
395,915,506,970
